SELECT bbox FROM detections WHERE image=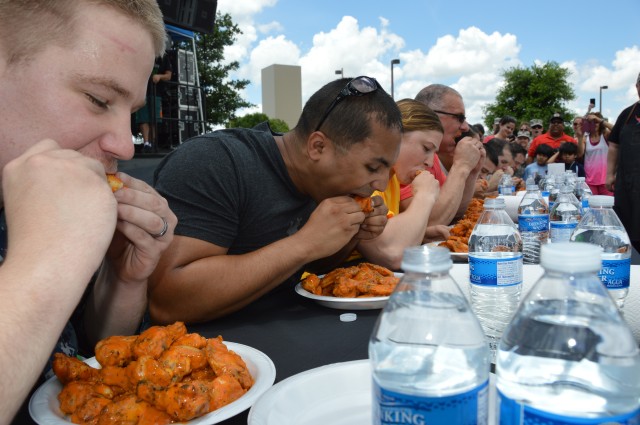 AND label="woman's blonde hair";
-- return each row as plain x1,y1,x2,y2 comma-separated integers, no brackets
396,98,444,134
0,0,166,64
